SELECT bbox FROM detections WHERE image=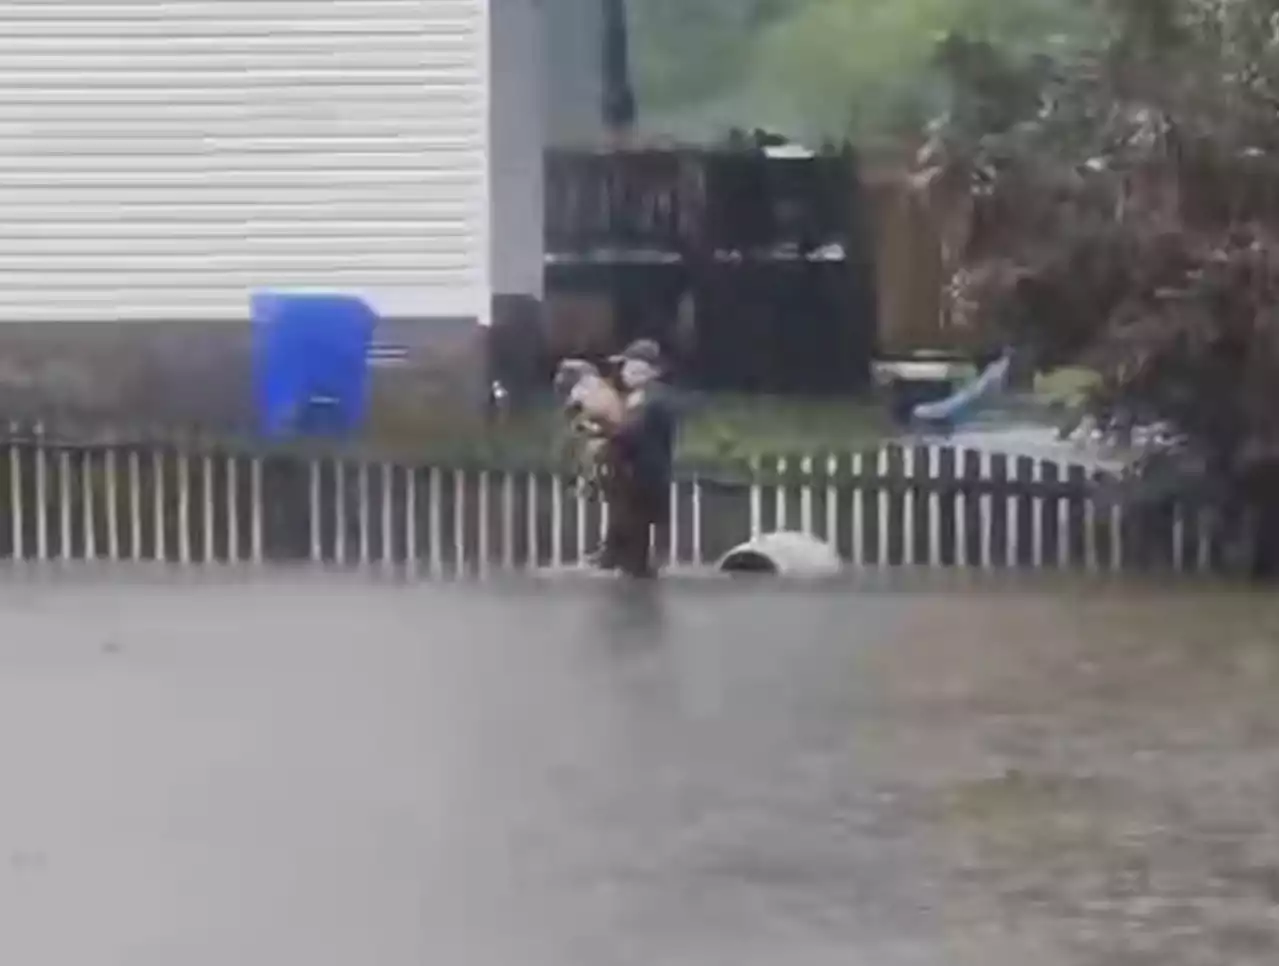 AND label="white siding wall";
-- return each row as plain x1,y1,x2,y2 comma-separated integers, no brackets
0,0,490,323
